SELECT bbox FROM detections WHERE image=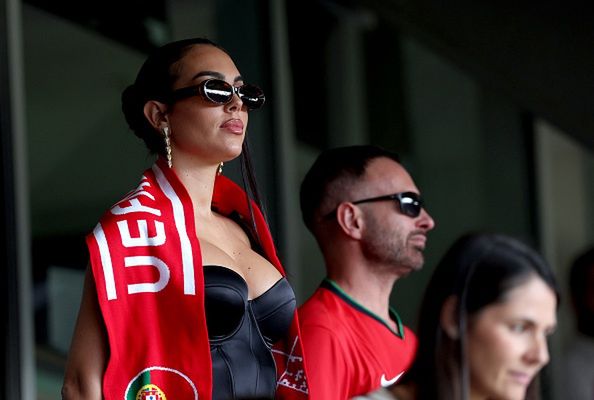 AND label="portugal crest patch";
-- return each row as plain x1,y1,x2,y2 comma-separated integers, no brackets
136,384,166,400
125,366,198,400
